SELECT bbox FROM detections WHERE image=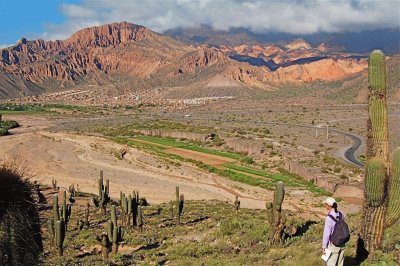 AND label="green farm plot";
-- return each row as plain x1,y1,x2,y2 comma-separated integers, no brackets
134,135,241,160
